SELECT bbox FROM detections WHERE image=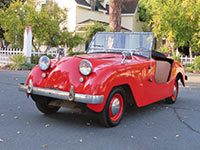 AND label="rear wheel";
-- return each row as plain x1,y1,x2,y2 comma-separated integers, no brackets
31,95,60,114
99,87,126,127
166,80,179,104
